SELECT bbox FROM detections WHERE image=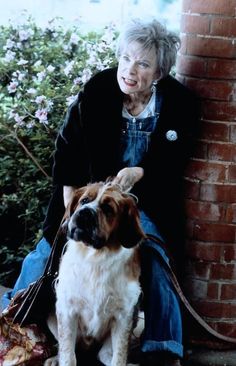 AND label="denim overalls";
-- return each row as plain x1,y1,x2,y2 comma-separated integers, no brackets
121,89,183,358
